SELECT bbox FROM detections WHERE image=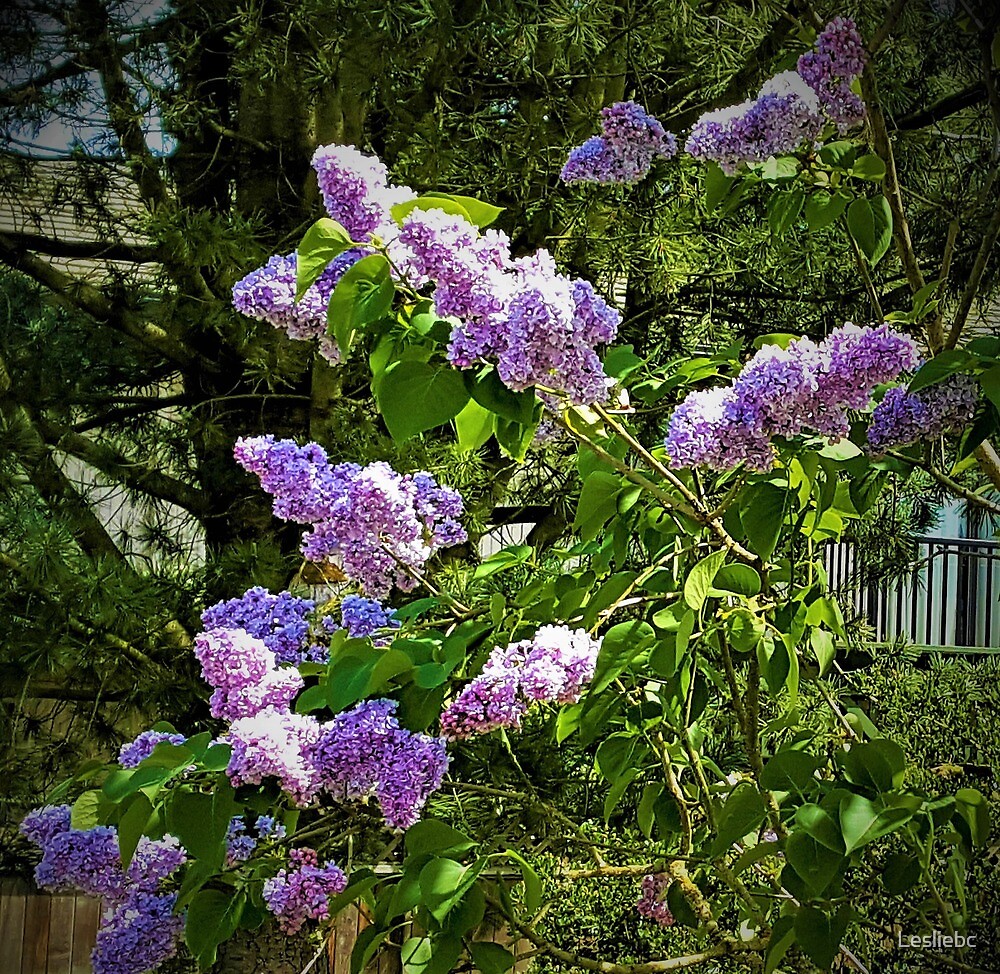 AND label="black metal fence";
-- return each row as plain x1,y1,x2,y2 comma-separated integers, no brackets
824,536,1000,649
